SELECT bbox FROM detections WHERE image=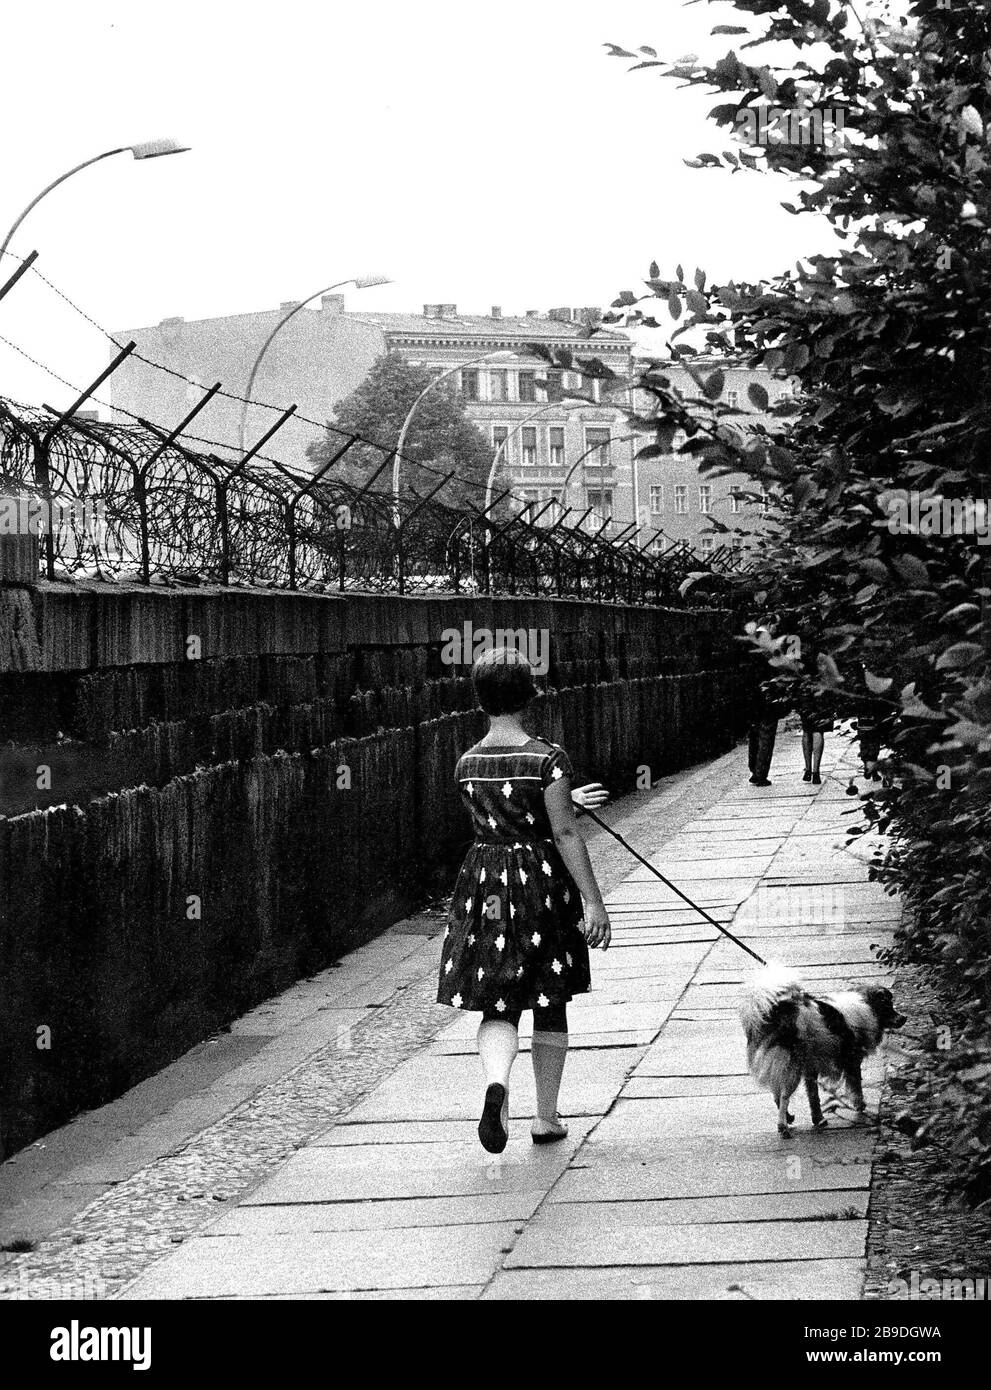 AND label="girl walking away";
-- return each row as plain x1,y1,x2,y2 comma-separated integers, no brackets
437,647,611,1154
